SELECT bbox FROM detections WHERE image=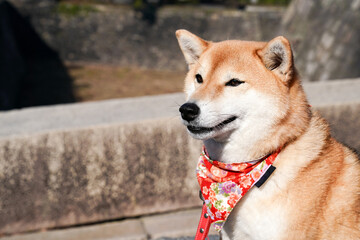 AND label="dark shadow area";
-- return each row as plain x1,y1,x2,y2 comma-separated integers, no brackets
134,0,161,24
0,0,75,111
